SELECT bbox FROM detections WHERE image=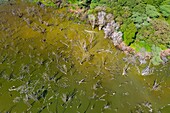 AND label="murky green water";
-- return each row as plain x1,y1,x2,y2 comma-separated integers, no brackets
0,1,170,113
